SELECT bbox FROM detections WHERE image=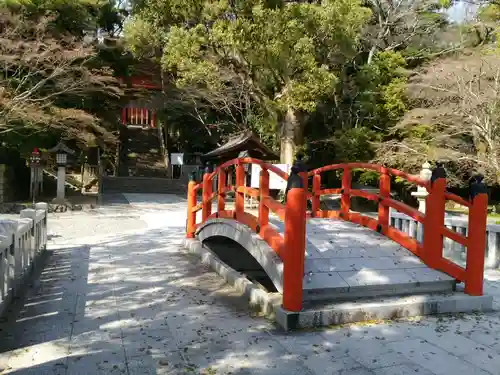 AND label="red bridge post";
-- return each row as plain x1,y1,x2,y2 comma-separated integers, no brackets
186,173,197,238
218,169,226,212
378,168,391,231
121,108,127,125
341,167,352,217
423,177,446,268
312,173,321,216
465,175,488,295
202,164,212,221
235,162,245,218
283,187,307,312
259,168,270,230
